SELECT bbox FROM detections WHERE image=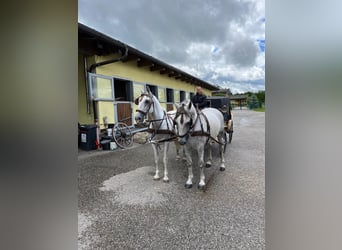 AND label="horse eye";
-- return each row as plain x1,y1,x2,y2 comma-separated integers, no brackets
145,100,149,104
